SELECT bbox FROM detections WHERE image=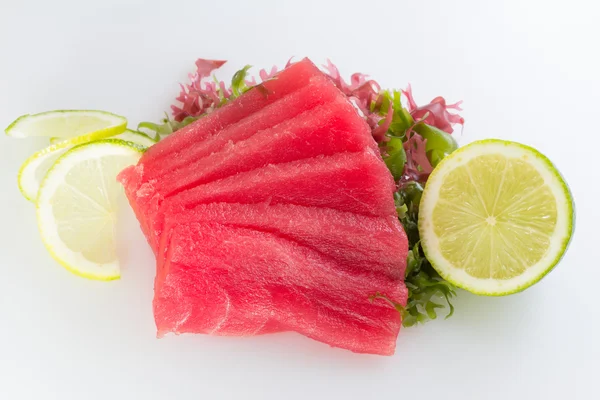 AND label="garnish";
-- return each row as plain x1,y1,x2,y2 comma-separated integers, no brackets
419,140,574,296
394,182,456,326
